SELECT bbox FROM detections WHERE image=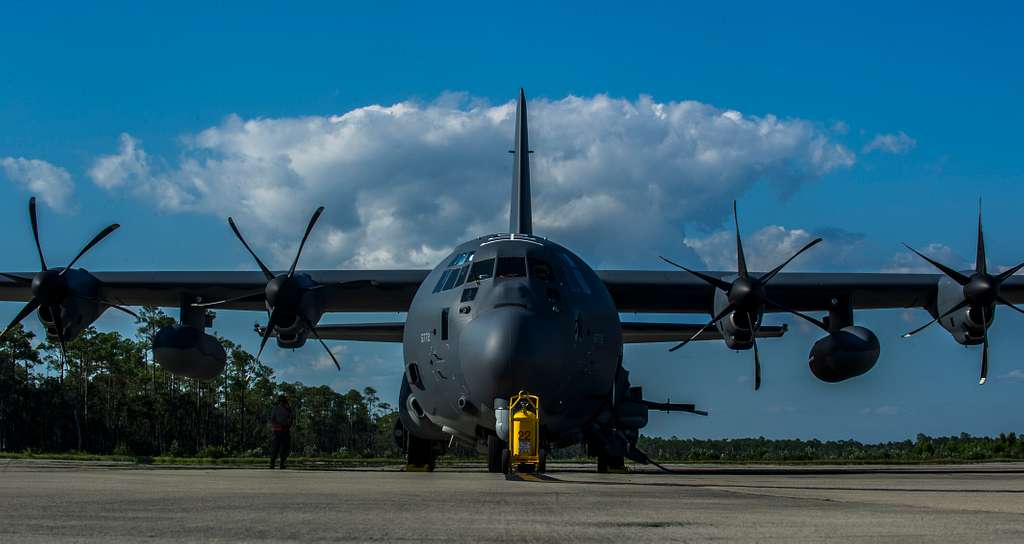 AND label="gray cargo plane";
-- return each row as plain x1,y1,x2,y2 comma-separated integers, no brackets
2,90,1023,472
